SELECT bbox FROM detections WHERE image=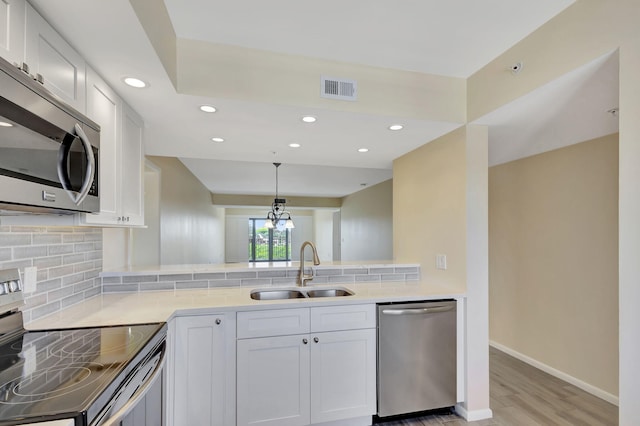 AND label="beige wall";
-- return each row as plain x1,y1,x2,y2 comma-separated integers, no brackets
313,209,335,261
340,179,393,261
393,128,467,290
489,134,619,397
147,156,225,264
393,125,491,415
469,0,640,415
